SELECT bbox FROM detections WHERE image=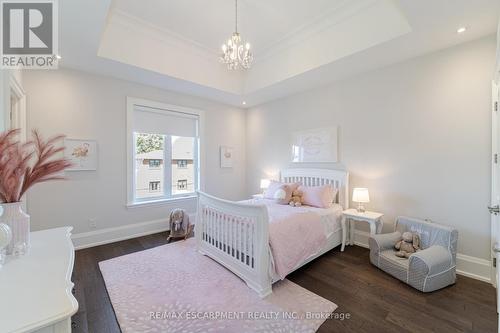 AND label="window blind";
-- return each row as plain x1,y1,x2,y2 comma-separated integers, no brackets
133,105,199,137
